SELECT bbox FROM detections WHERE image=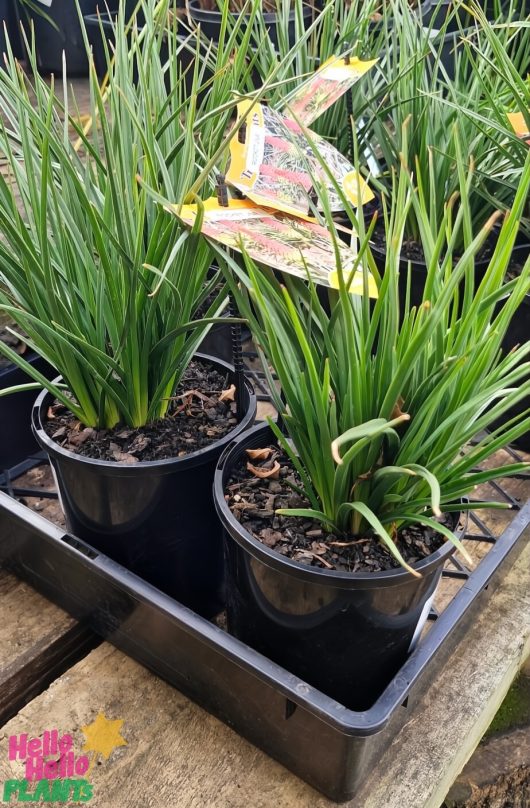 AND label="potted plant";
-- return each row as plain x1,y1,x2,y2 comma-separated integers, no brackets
211,150,530,710
0,0,259,617
359,1,523,303
451,7,530,448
